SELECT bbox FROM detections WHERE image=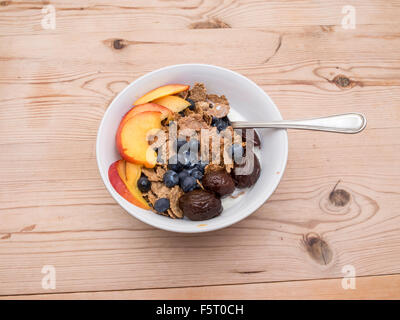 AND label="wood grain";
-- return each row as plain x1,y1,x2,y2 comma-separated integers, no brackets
2,274,399,300
1,0,400,36
0,0,400,298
